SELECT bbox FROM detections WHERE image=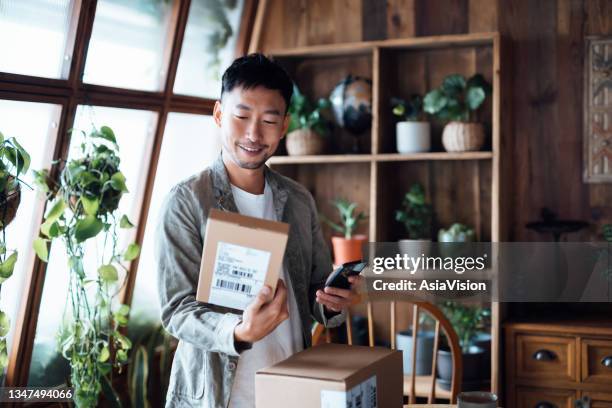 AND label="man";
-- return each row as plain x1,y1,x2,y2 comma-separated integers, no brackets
156,54,362,408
